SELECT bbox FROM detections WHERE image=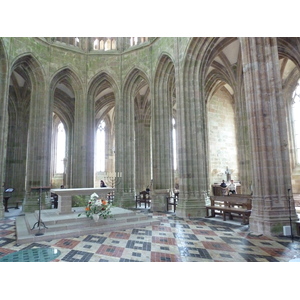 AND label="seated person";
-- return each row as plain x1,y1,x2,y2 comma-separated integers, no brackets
146,186,150,194
100,180,107,187
227,180,236,195
220,180,227,188
51,192,58,209
220,180,227,195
